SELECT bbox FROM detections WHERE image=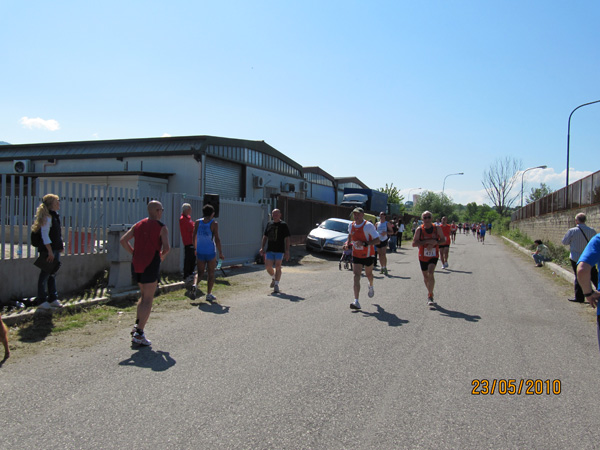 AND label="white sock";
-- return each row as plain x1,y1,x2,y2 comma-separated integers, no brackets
274,280,279,286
